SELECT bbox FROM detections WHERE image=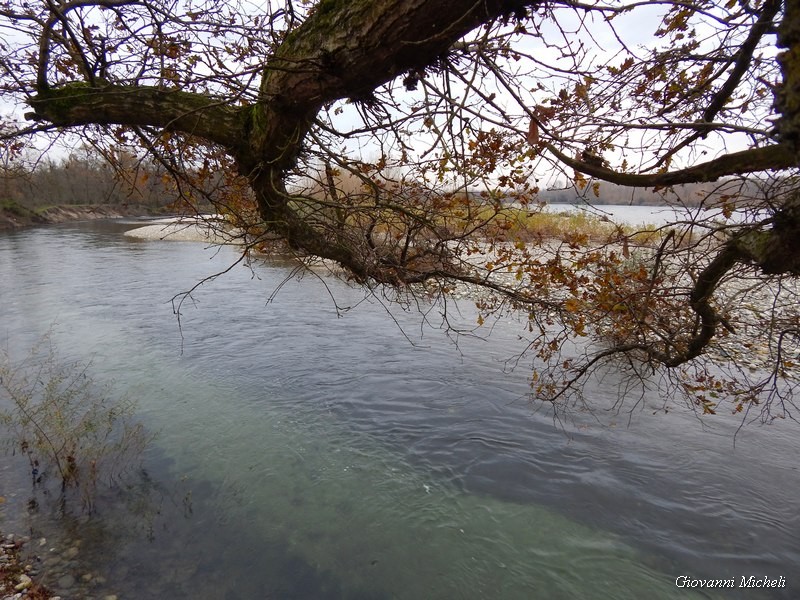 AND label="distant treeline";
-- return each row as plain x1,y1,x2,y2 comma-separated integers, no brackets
2,150,775,212
536,178,771,207
1,152,200,211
